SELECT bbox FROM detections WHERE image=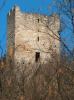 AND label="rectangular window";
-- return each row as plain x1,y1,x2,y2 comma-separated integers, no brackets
35,52,40,62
